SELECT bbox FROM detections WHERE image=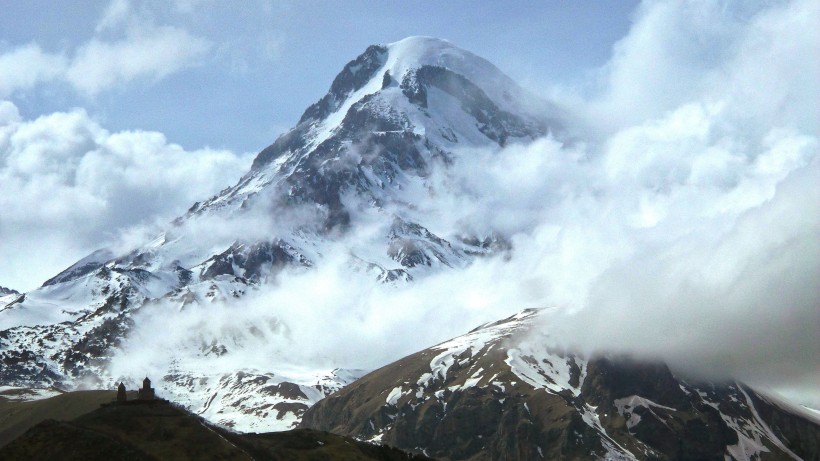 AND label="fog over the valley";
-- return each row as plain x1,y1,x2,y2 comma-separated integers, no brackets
3,0,818,408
